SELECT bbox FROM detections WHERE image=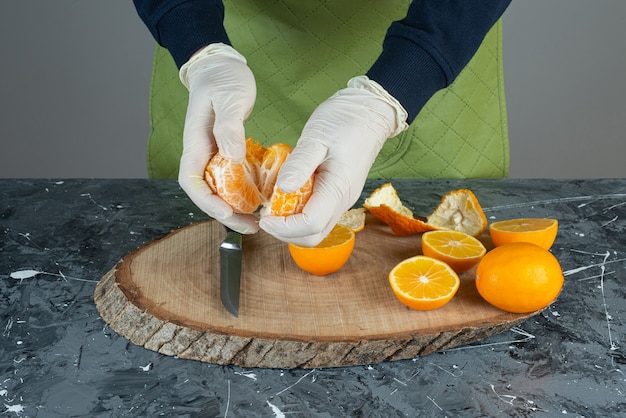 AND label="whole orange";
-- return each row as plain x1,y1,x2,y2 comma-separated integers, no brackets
475,242,564,313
